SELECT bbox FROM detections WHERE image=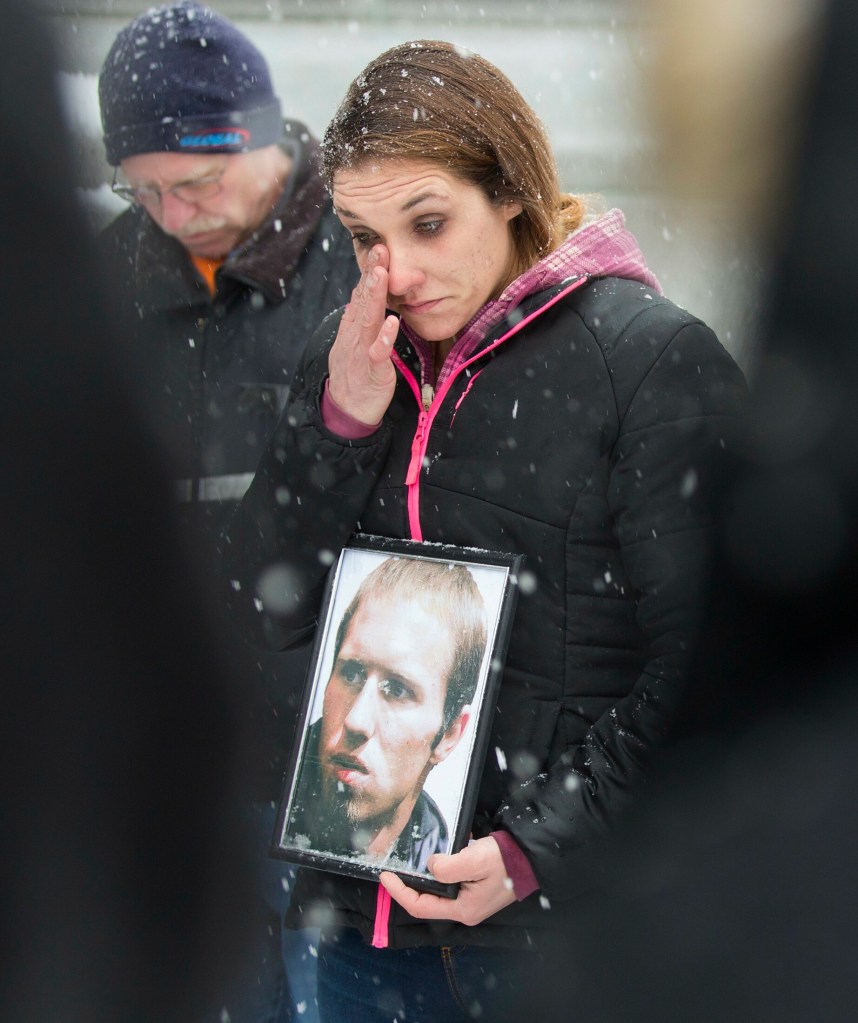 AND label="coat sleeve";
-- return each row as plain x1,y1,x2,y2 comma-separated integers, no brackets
495,311,747,901
222,310,393,651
